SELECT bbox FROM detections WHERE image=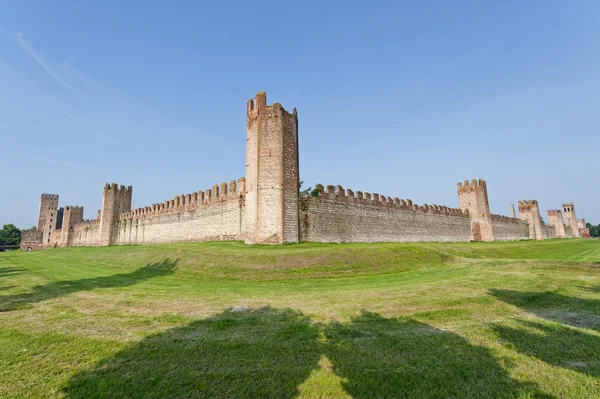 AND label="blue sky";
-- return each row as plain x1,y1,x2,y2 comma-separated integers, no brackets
1,1,598,228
